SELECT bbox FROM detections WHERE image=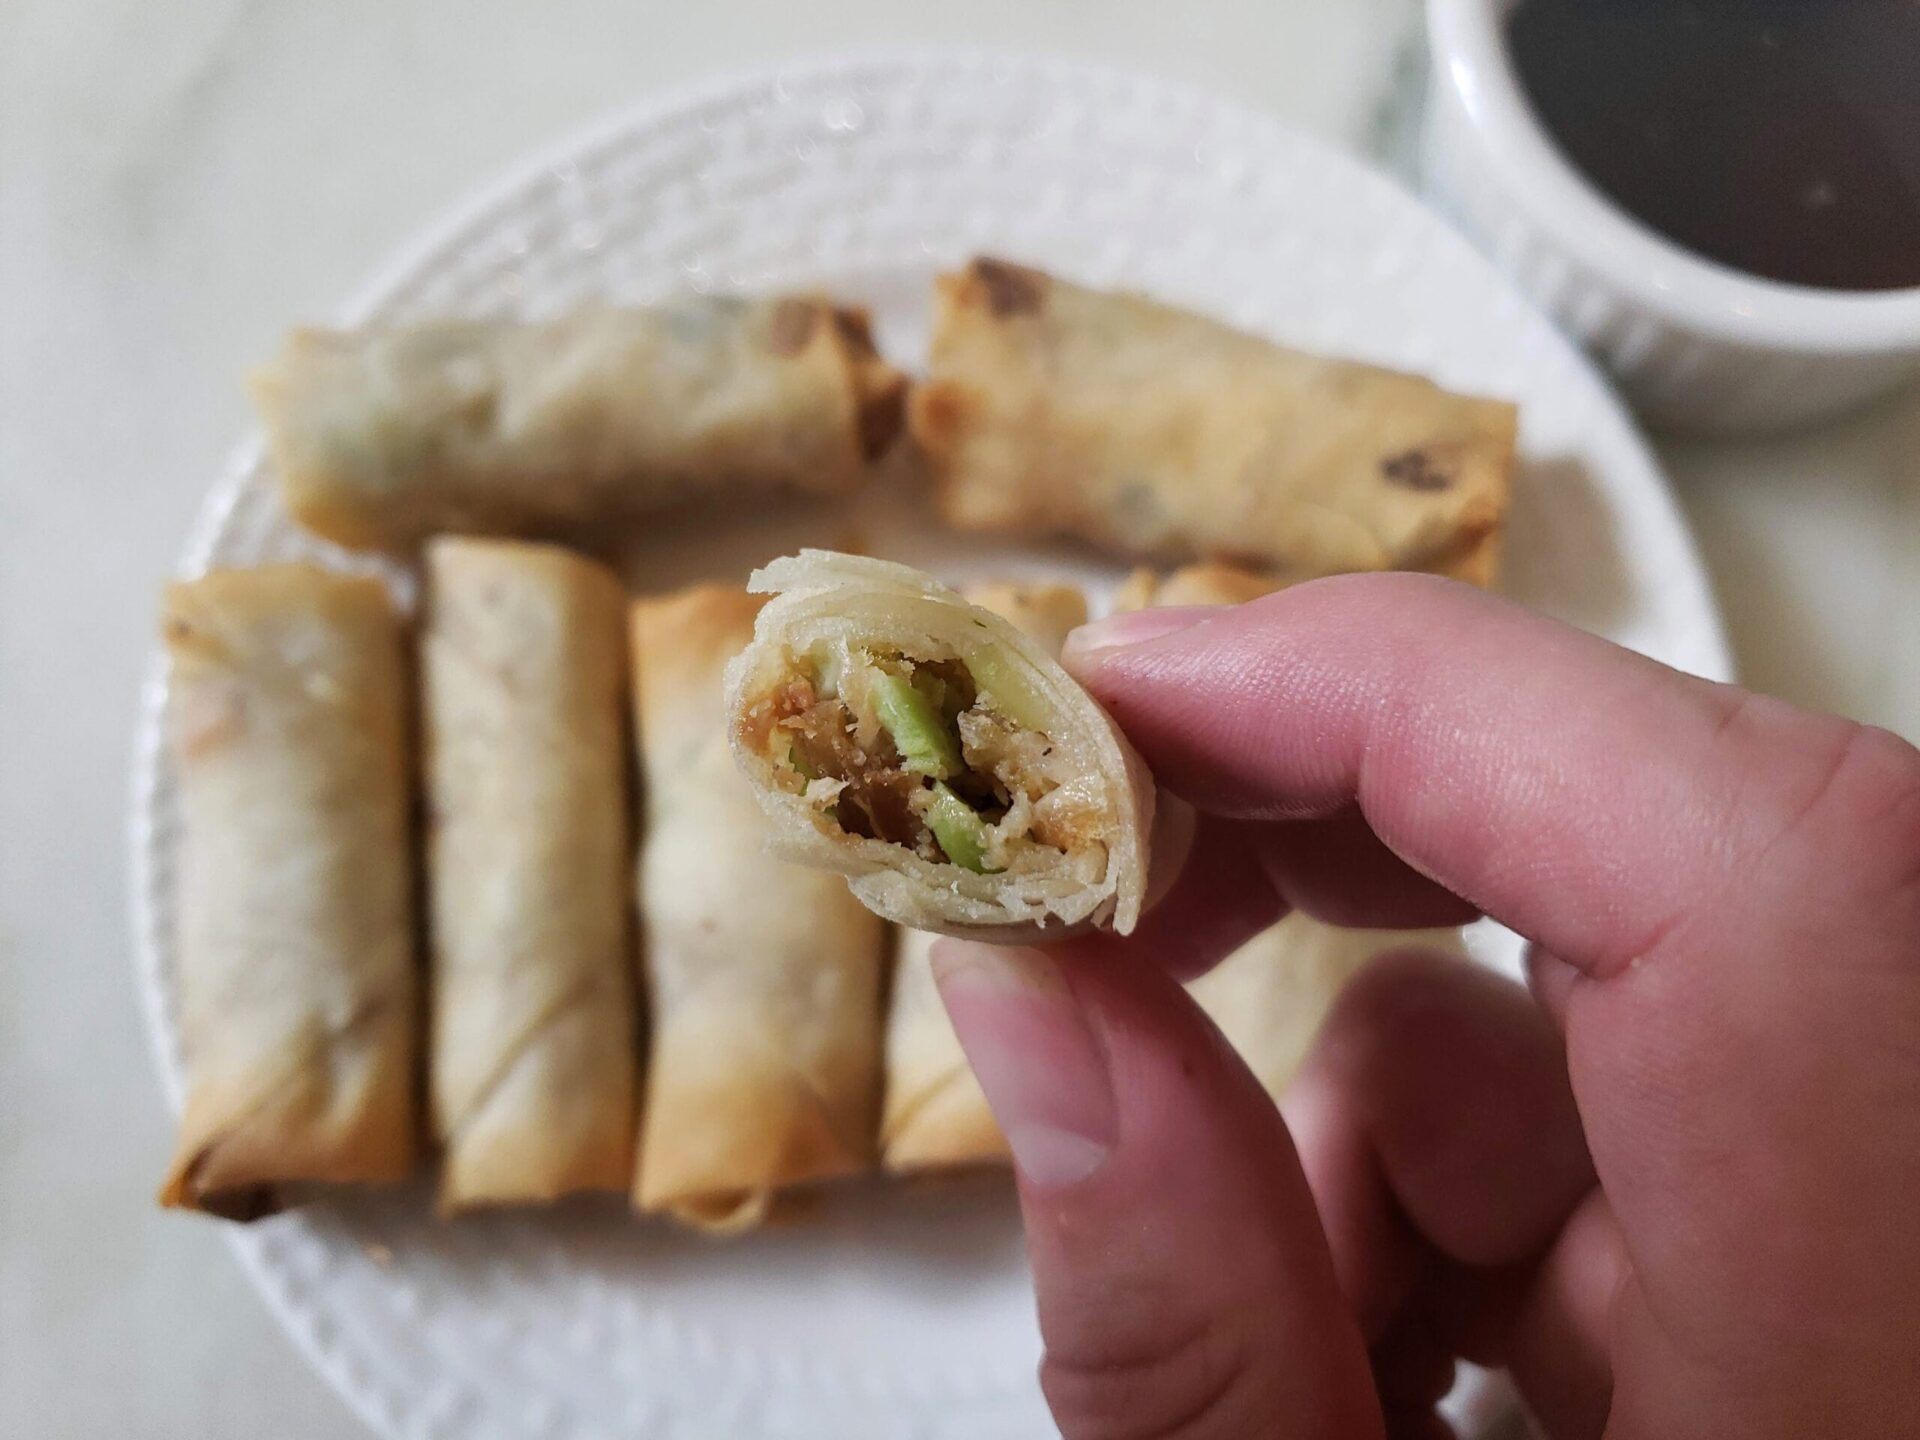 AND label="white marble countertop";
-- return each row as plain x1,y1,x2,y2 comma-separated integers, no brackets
2,2,1914,1435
